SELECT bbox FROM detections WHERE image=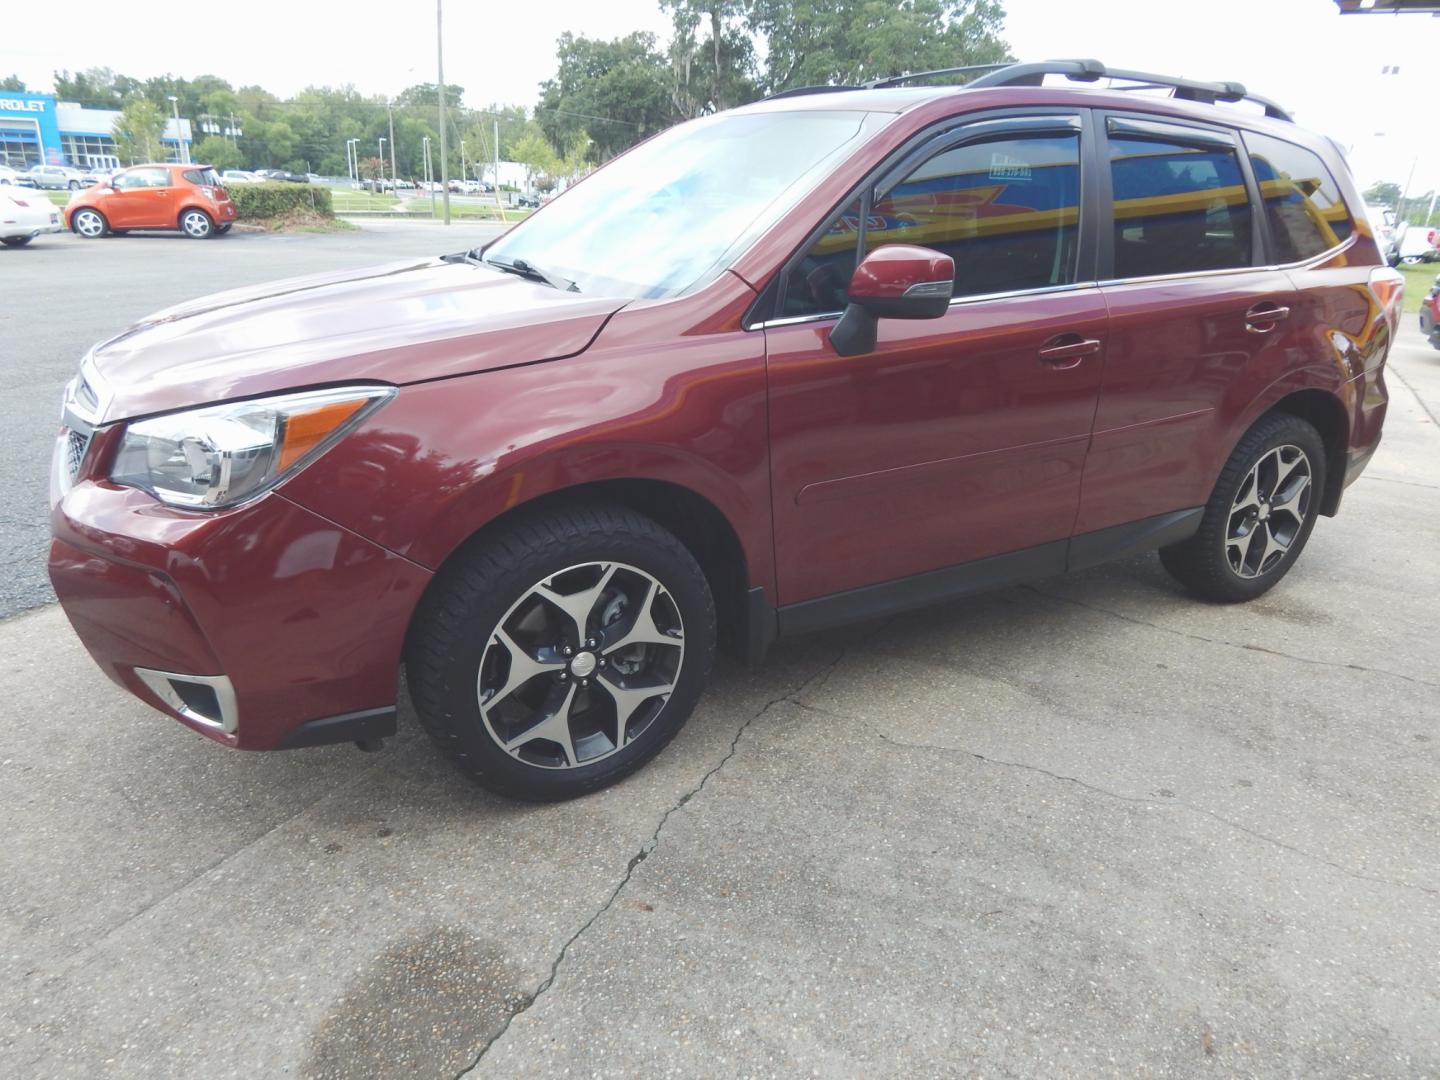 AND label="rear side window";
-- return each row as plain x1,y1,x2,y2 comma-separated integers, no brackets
1244,132,1353,262
1109,135,1253,278
183,168,221,186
